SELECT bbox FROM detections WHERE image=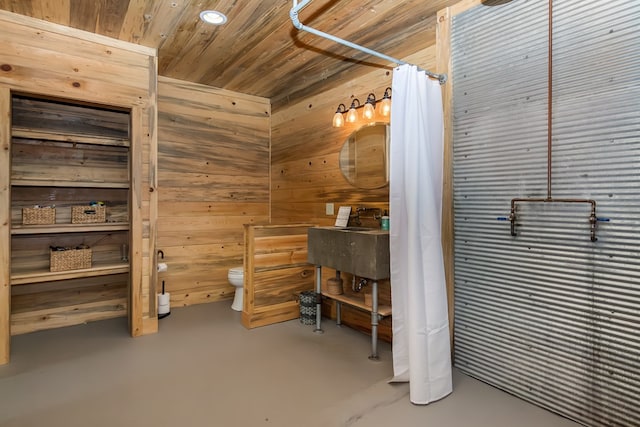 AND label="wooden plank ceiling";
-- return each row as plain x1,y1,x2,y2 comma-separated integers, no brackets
0,0,460,112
